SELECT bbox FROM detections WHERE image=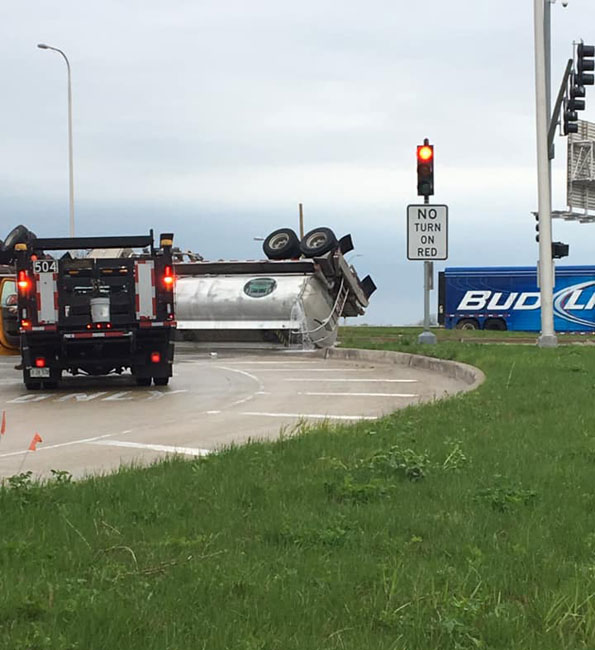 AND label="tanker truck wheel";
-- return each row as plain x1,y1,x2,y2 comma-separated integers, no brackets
263,228,301,260
300,227,338,257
